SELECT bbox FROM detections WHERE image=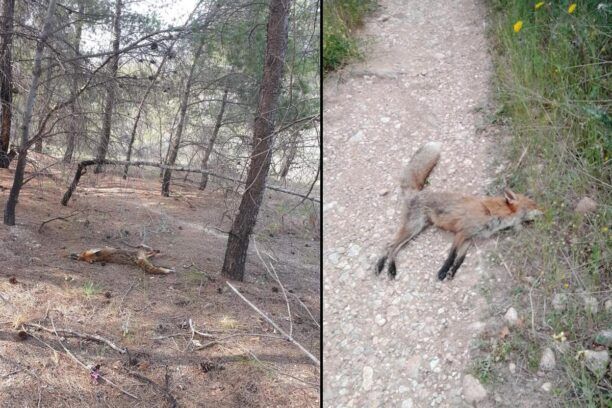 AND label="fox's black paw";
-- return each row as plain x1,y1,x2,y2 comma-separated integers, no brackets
375,256,387,275
437,269,447,281
388,261,397,279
